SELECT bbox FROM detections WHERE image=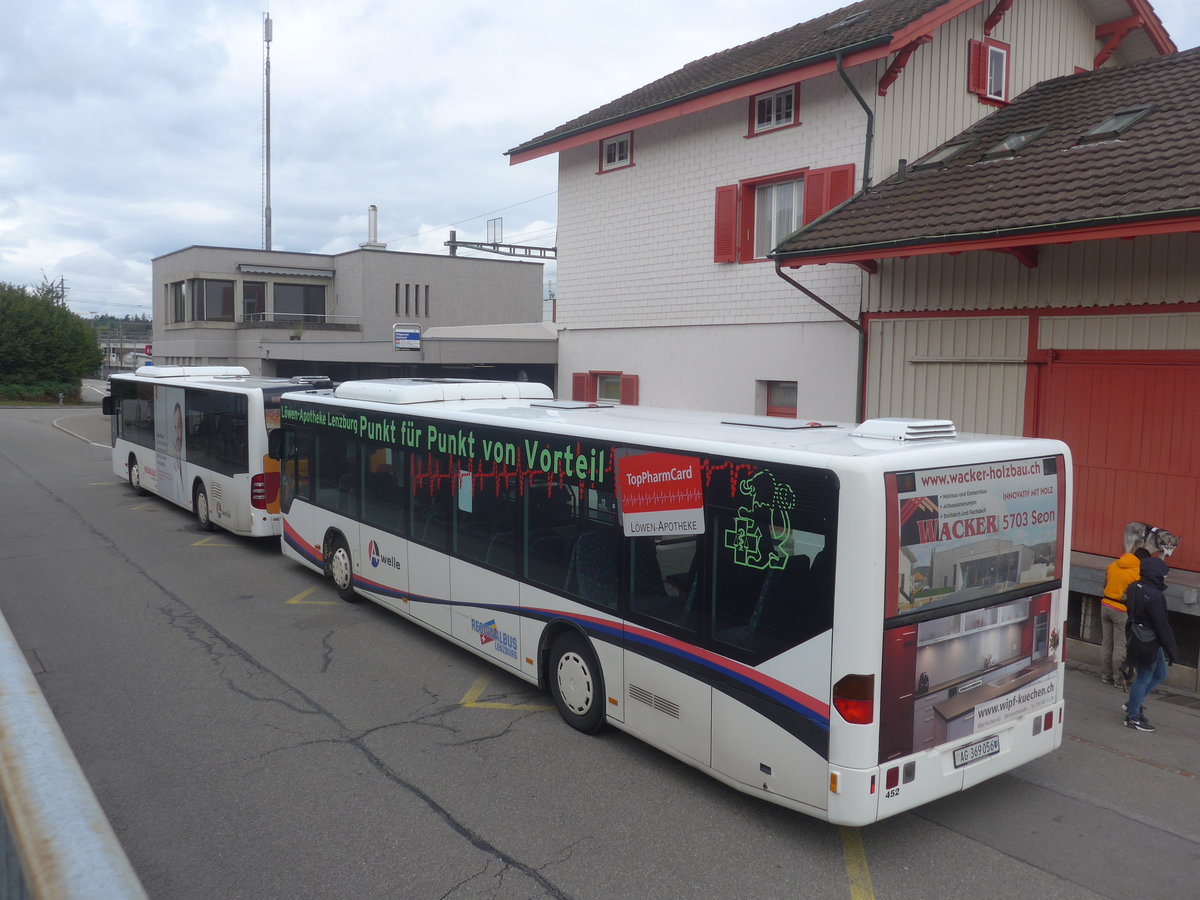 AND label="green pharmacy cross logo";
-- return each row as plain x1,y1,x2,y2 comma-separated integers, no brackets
723,470,796,570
